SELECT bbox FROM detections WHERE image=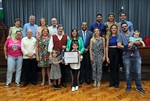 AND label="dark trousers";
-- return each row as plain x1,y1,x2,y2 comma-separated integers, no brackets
22,58,36,83
108,48,120,86
72,69,79,87
60,63,67,83
80,51,91,82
